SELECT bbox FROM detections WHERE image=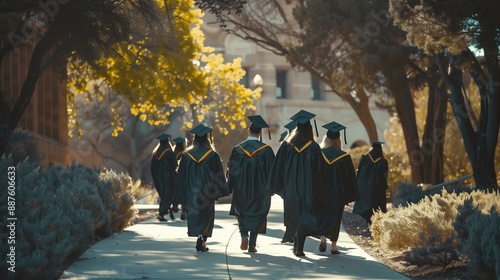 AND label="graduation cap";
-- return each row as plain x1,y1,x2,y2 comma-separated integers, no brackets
290,110,319,137
248,115,271,140
284,121,297,132
278,131,288,142
189,124,213,142
173,137,185,144
322,121,347,145
156,133,171,141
